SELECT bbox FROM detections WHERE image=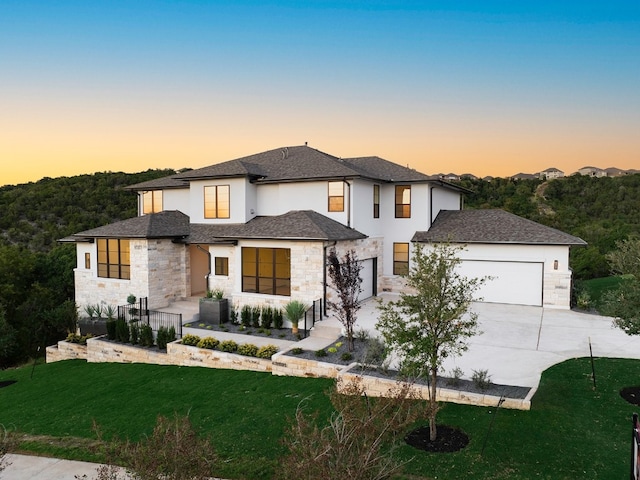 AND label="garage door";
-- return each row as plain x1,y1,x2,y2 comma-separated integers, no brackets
458,260,543,306
359,258,377,301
